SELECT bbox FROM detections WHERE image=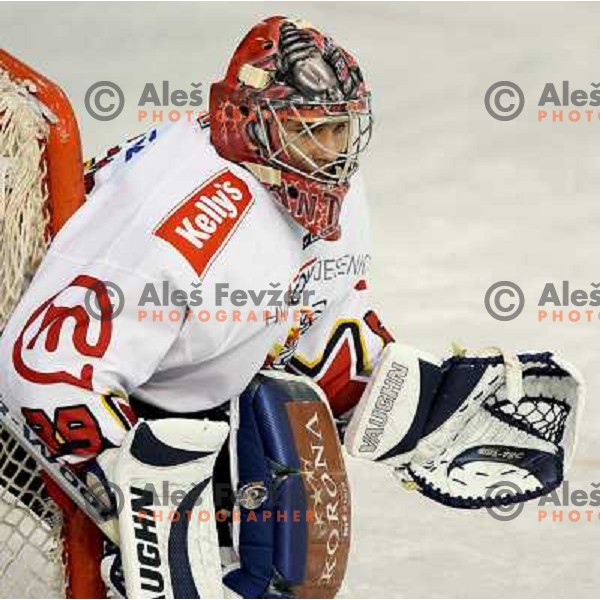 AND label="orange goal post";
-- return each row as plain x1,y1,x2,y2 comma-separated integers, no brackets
0,49,104,598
